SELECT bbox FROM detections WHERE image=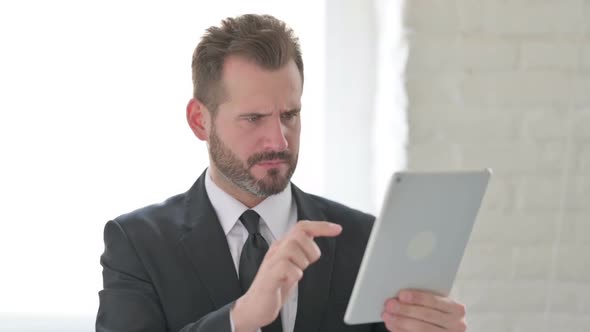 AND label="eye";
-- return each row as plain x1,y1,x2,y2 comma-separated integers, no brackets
281,111,300,121
245,114,262,122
